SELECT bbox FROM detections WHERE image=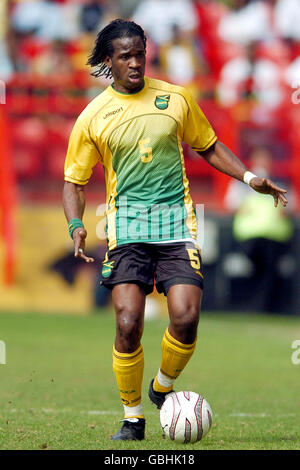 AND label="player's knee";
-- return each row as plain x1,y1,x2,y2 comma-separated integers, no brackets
170,304,200,343
115,304,144,350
